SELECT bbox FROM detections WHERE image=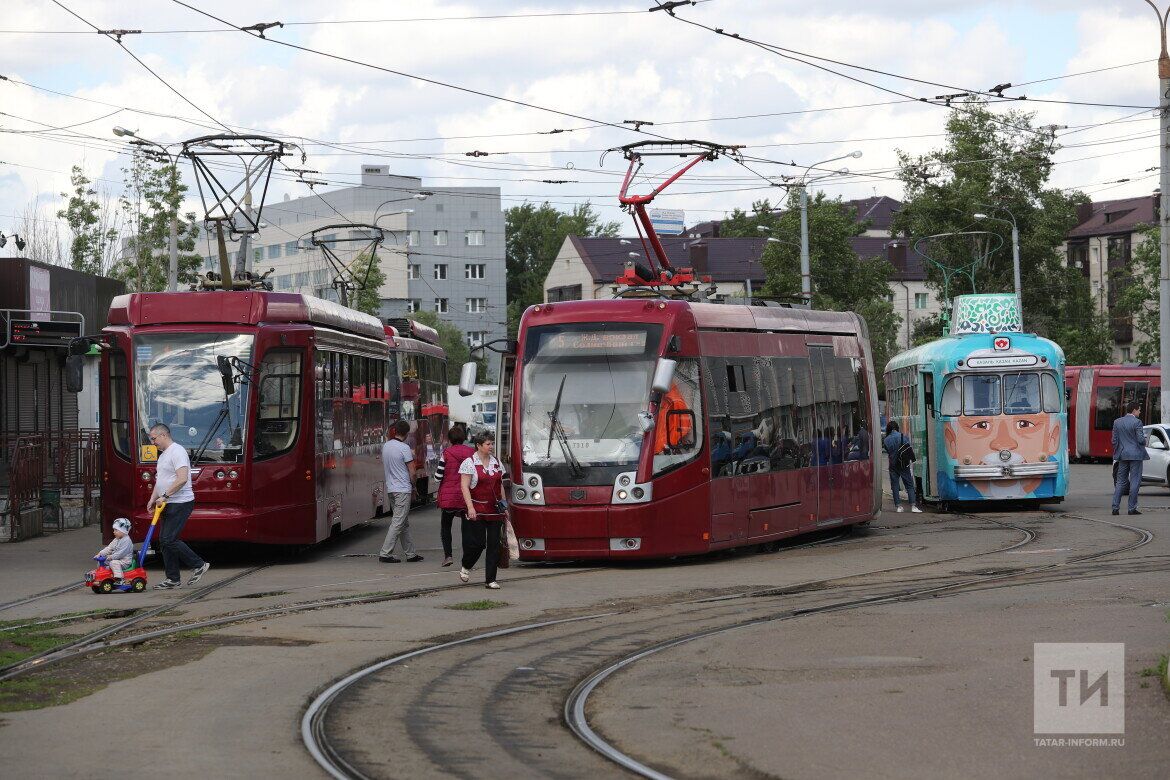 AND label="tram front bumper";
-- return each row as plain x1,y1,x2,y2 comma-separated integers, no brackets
953,462,1059,480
